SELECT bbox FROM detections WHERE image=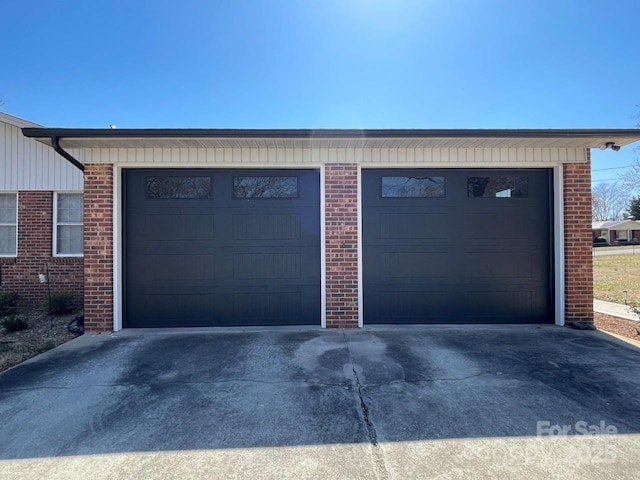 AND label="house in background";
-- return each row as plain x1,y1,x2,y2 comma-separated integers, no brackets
0,112,84,310
592,219,640,245
21,126,640,333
